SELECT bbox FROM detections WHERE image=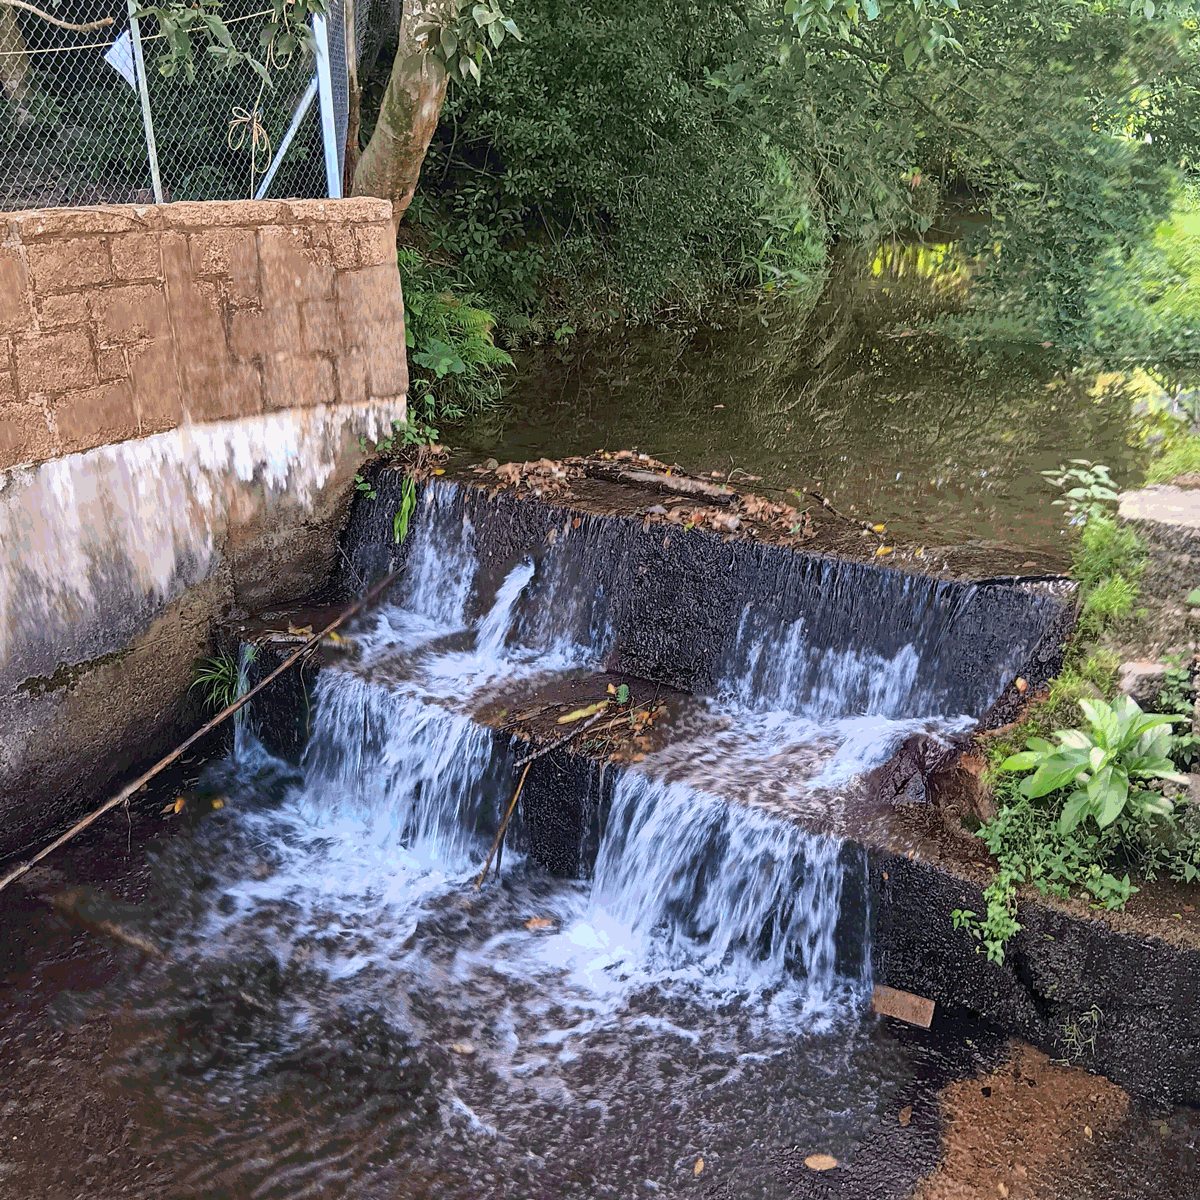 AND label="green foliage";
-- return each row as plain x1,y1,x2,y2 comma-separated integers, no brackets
1159,666,1200,772
409,0,835,322
1147,436,1200,483
914,4,1200,373
416,0,524,87
1041,461,1120,526
397,249,514,420
134,0,327,83
959,686,1200,962
354,416,441,499
955,744,1200,963
1000,696,1184,835
1081,573,1139,630
393,475,417,544
1071,516,1144,594
190,646,257,714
